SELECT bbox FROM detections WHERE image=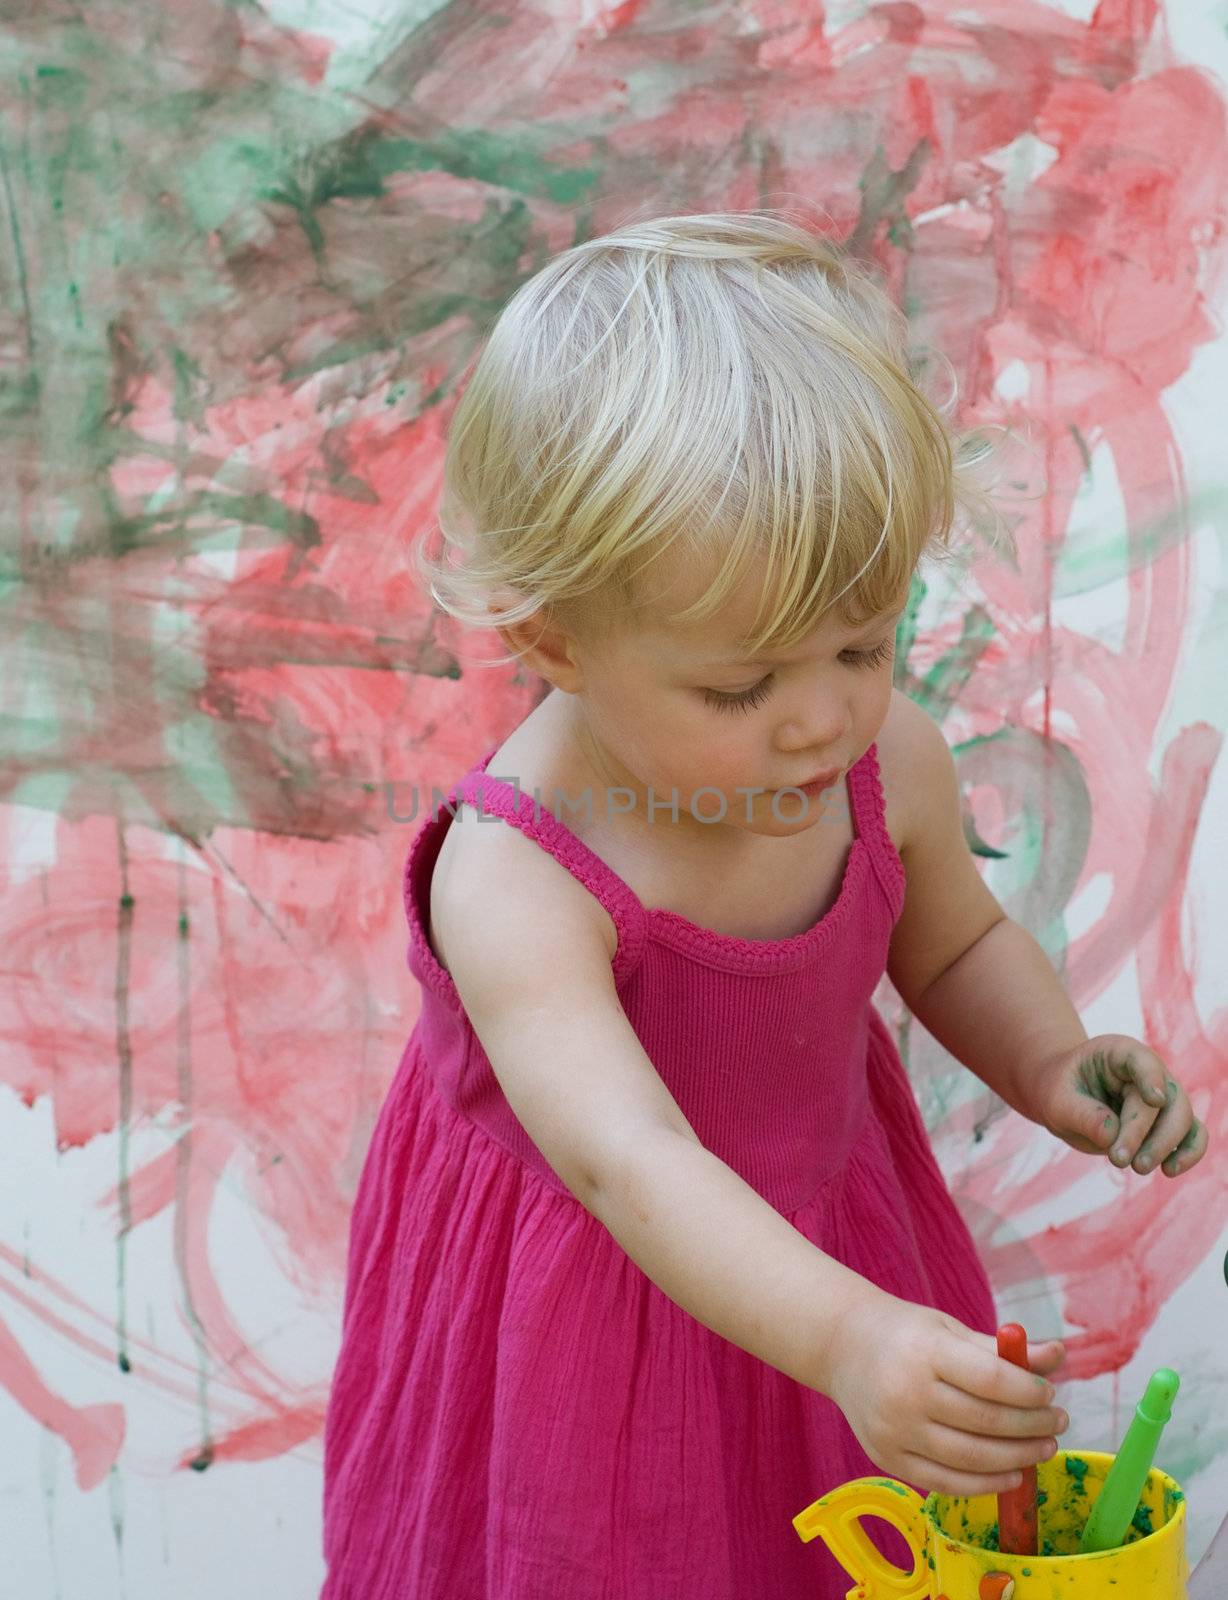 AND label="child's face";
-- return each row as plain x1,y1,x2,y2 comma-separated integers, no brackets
563,548,906,840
